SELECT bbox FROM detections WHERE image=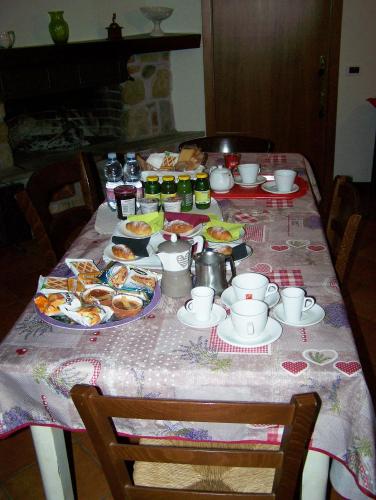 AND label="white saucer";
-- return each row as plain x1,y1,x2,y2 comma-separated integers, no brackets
221,286,280,309
217,317,282,348
177,303,227,329
261,181,299,195
272,303,325,327
234,175,267,188
103,243,154,263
